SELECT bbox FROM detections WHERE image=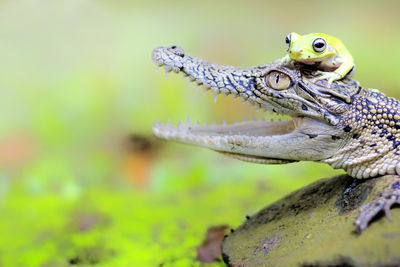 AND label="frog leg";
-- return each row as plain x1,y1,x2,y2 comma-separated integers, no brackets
313,71,343,87
331,53,355,80
346,65,356,79
355,175,400,233
280,54,291,65
314,54,355,86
